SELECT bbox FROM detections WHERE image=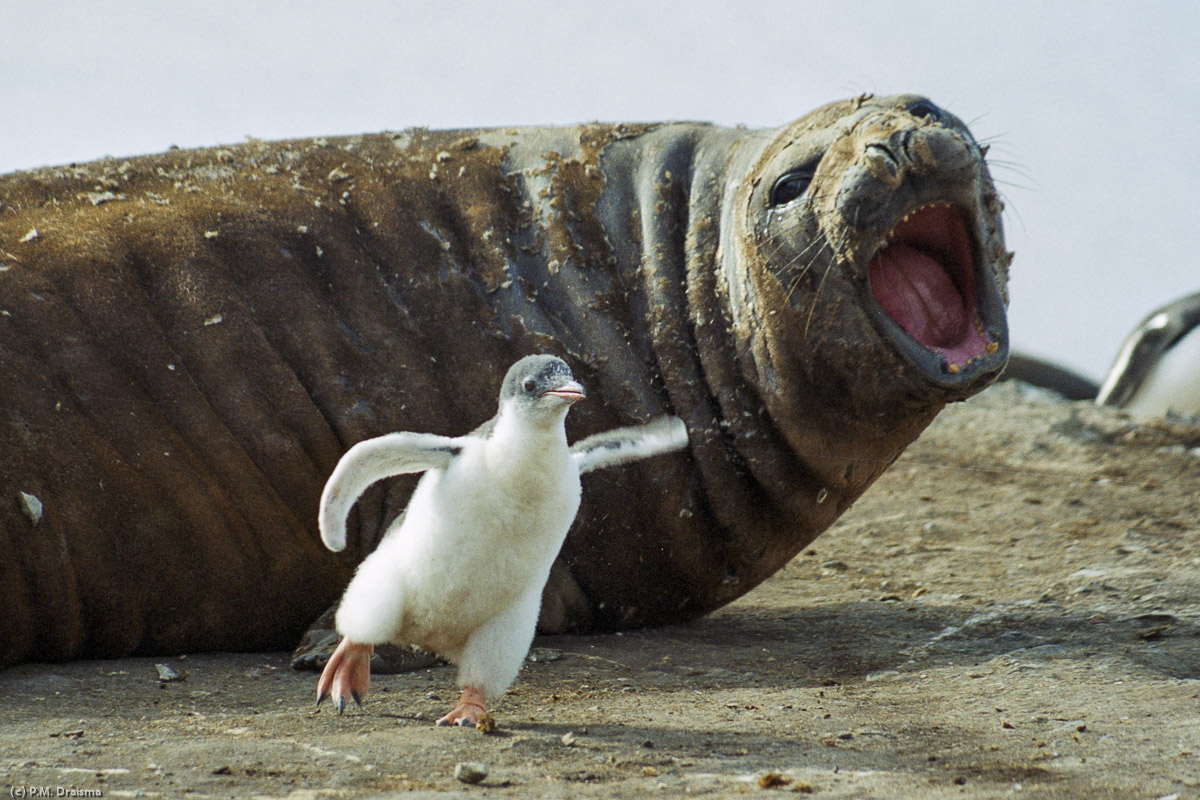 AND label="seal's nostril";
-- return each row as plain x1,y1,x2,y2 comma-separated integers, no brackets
907,99,943,122
865,142,900,175
866,142,898,161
